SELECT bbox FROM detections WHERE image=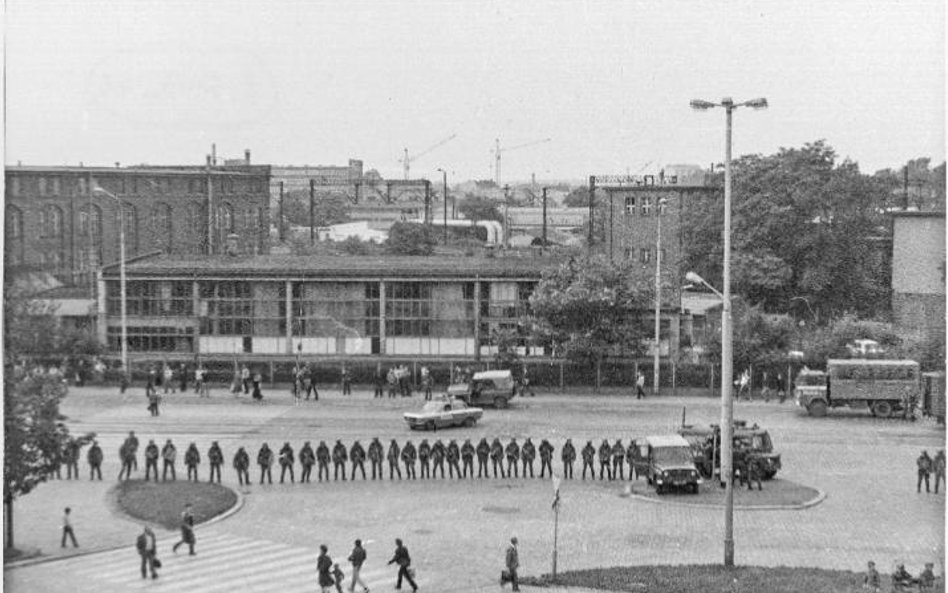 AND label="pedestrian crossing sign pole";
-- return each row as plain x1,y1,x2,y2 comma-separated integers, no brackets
552,474,561,581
